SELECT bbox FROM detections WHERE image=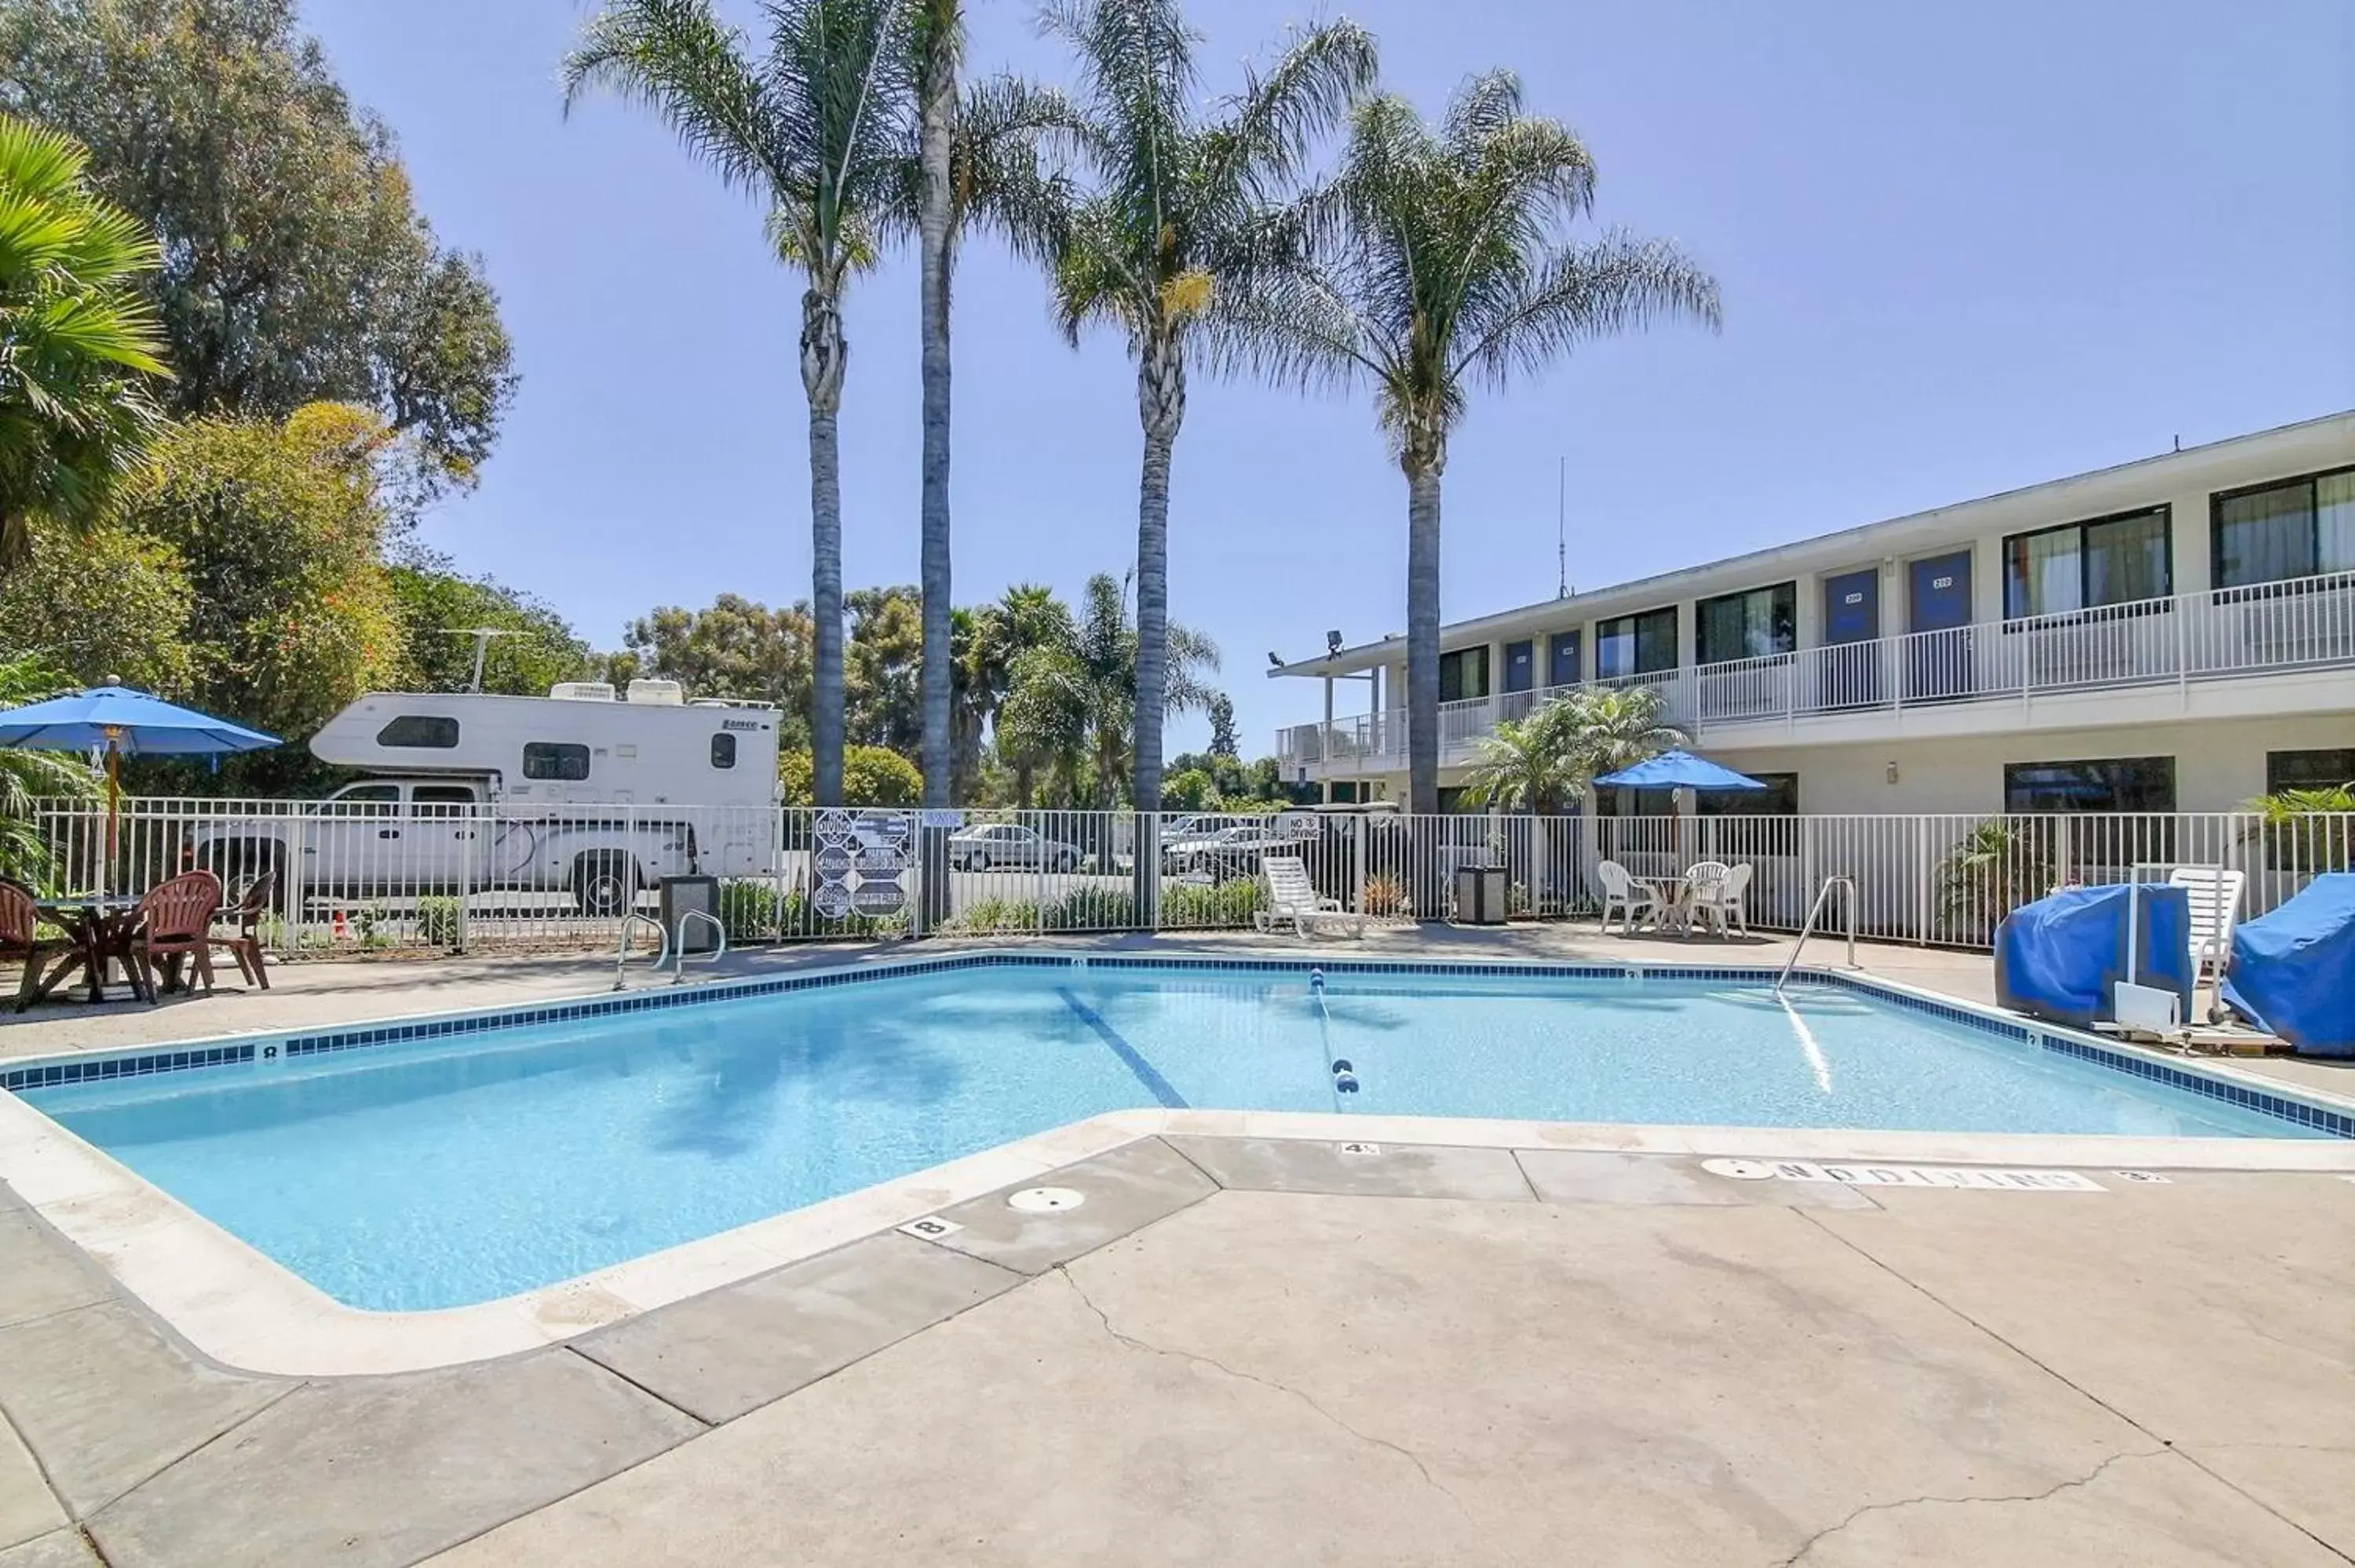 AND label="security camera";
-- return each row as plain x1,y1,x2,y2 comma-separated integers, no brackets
1266,651,1283,669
